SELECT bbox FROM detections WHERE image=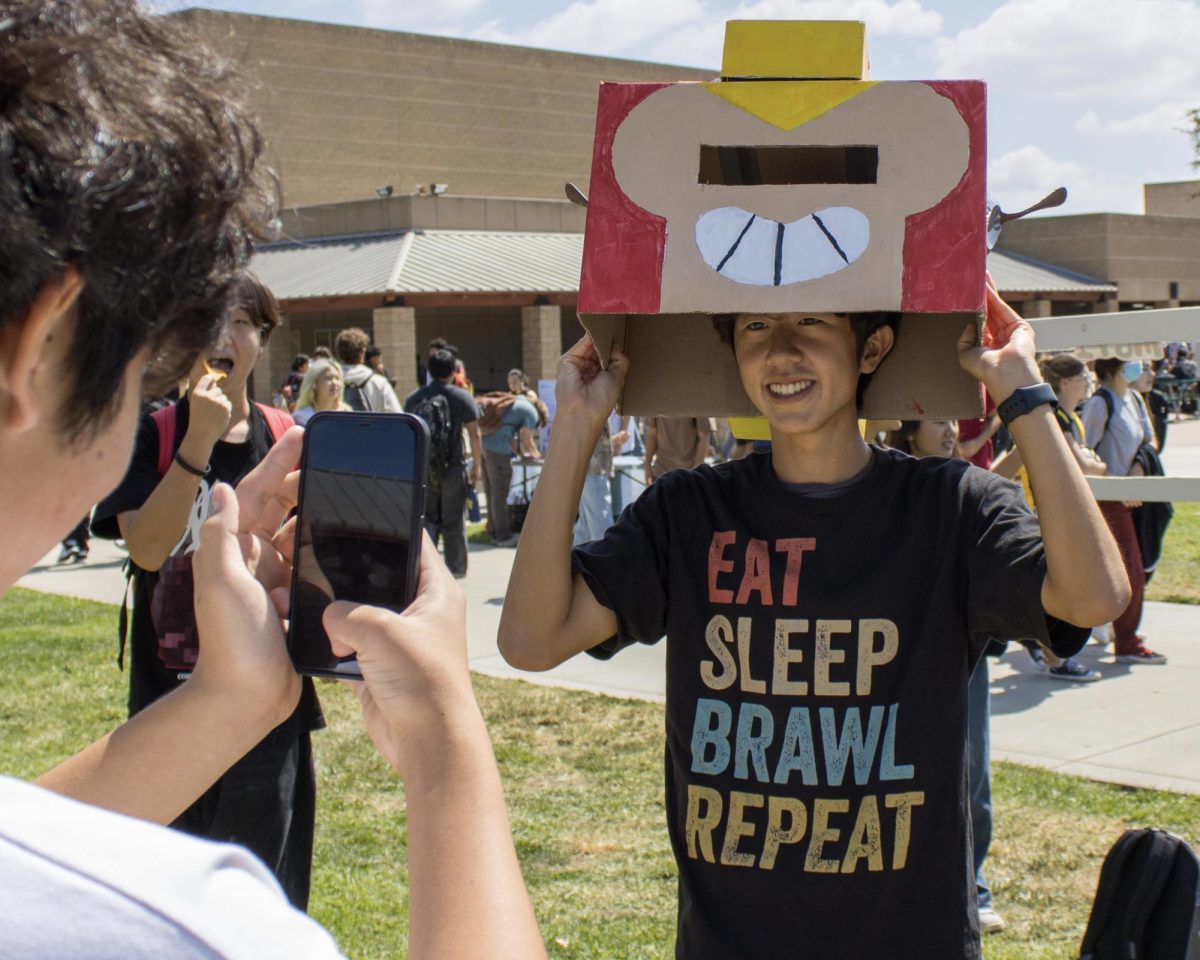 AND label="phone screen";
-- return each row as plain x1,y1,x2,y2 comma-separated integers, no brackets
287,412,428,678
